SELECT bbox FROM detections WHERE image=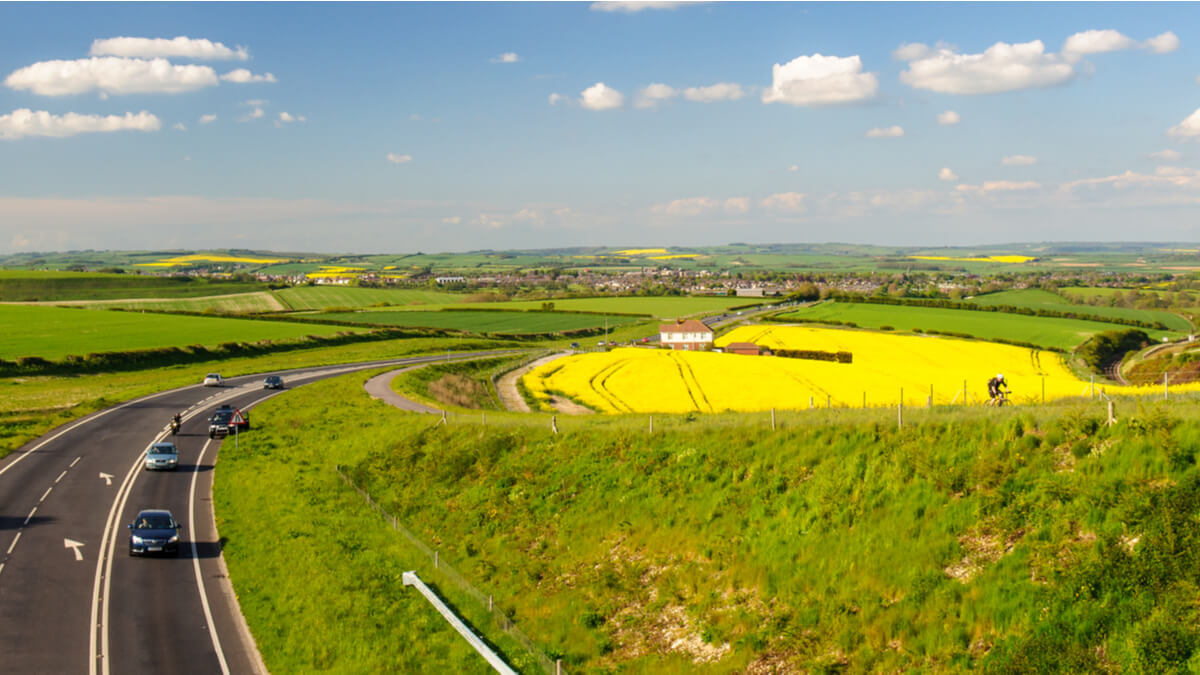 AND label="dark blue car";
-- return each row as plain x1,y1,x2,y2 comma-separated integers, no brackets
128,509,181,556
